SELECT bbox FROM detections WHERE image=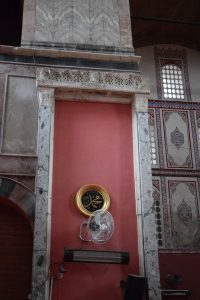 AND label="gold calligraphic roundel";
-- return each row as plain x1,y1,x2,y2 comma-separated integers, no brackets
75,184,110,217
